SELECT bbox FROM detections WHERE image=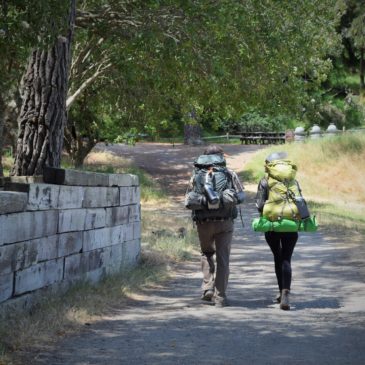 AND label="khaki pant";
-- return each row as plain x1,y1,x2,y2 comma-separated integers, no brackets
197,220,234,298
